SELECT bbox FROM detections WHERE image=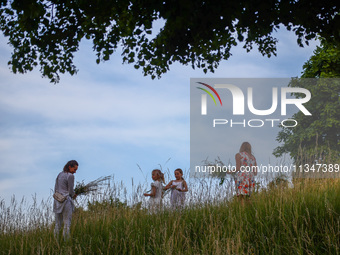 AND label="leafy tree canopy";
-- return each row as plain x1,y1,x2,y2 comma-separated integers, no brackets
0,0,339,83
273,39,340,164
